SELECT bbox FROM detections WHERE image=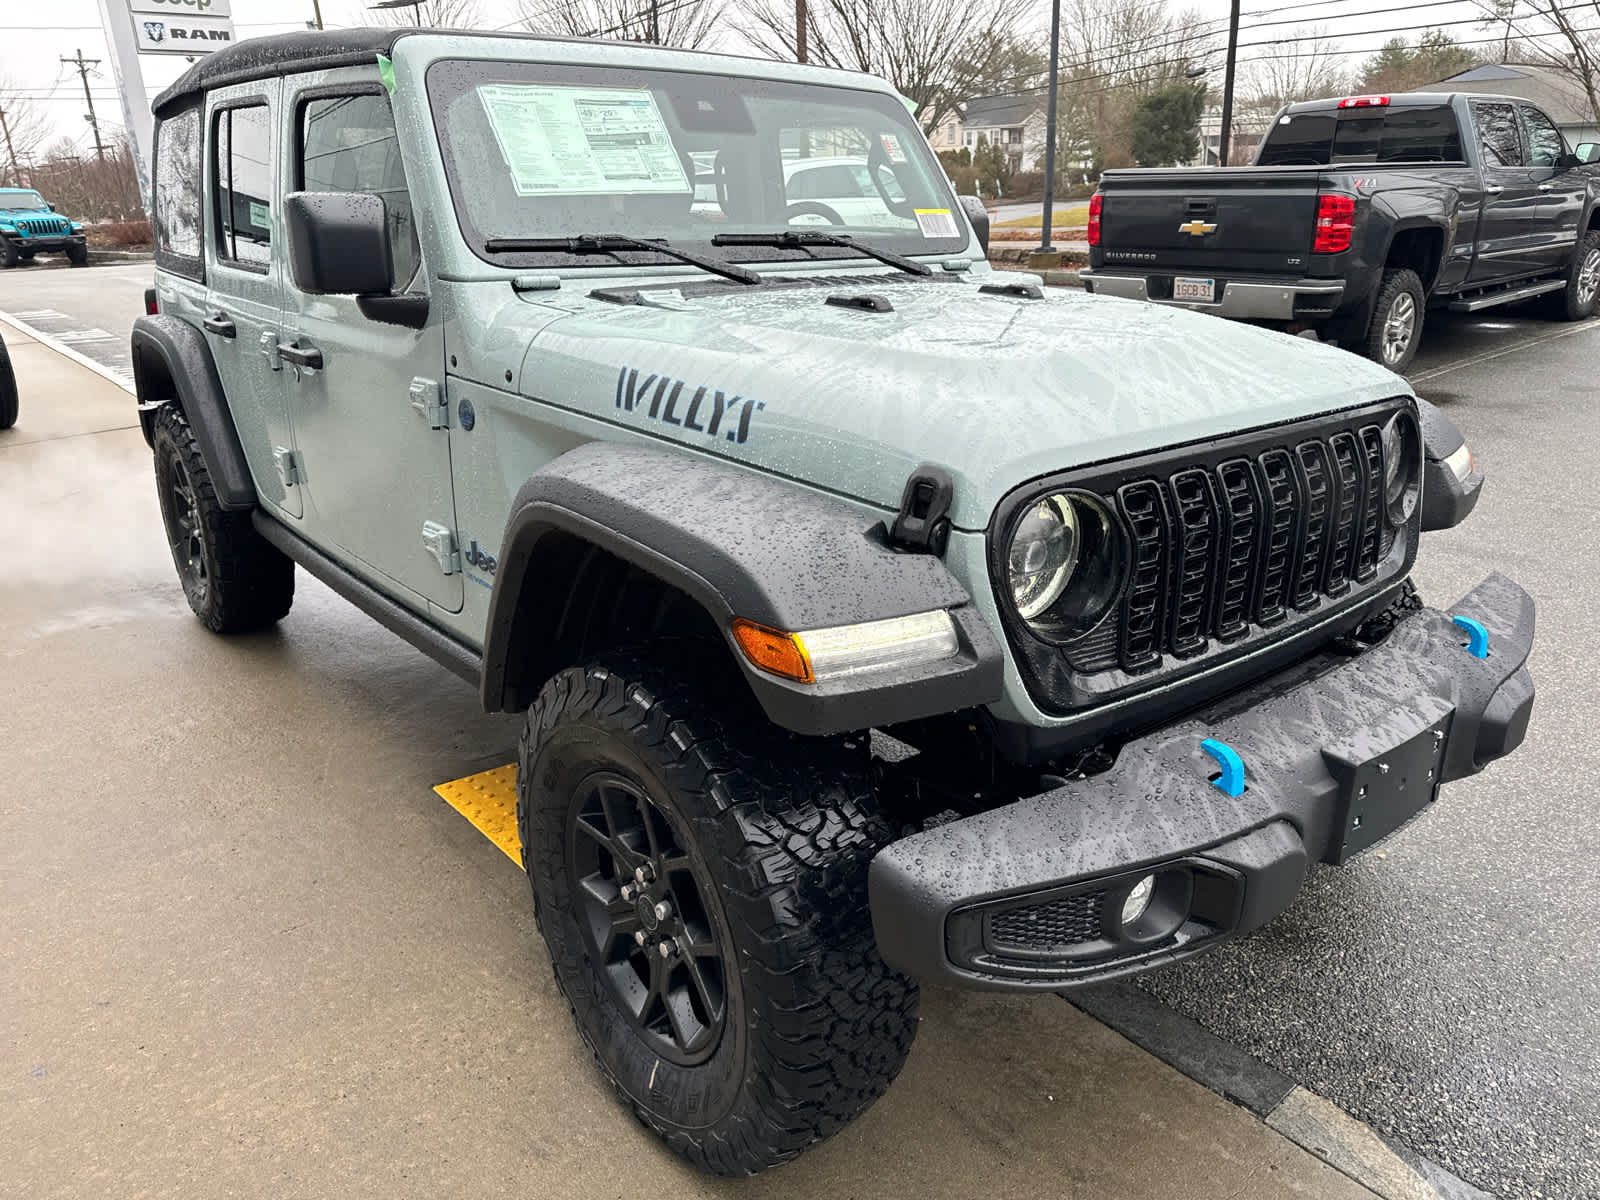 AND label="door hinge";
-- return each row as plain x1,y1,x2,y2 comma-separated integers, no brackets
259,330,282,372
409,376,448,429
421,521,462,575
274,447,306,487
